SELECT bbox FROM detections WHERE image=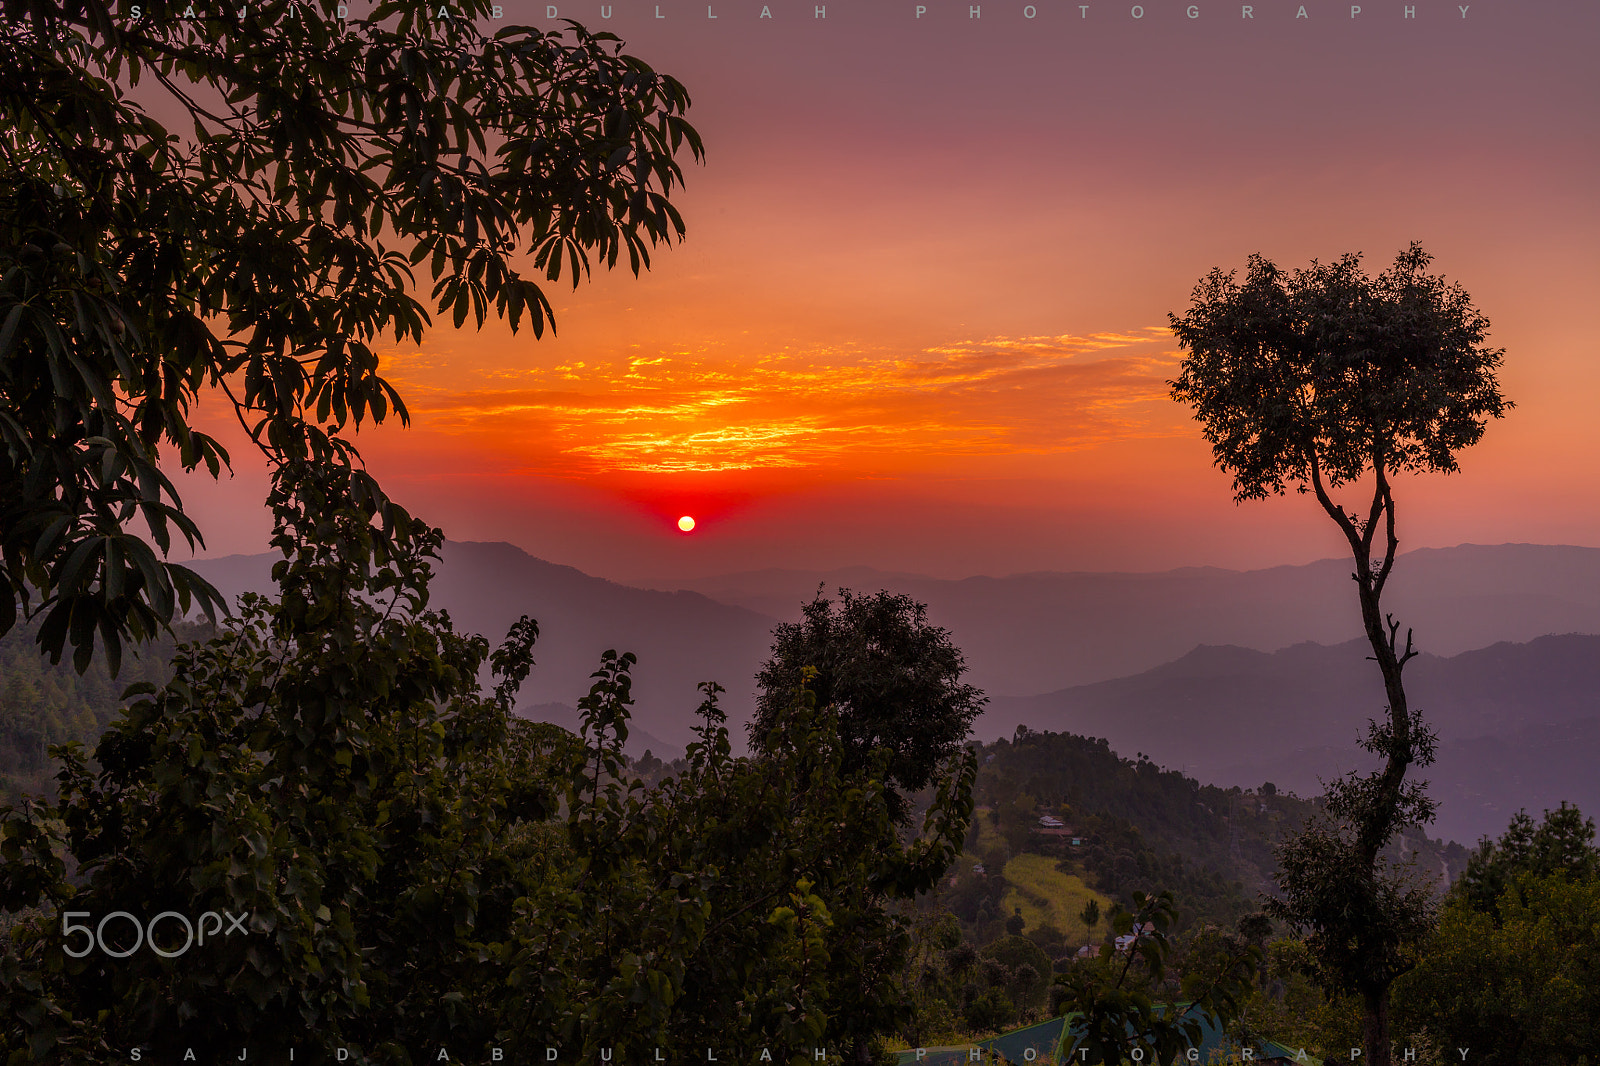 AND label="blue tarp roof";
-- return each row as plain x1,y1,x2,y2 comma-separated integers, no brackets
895,1008,1310,1066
